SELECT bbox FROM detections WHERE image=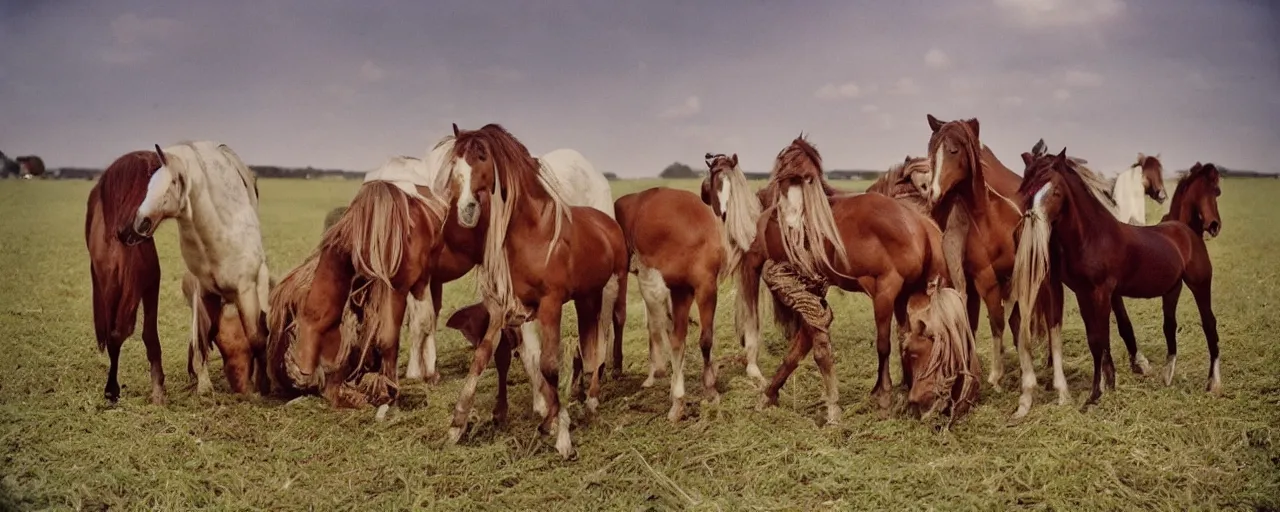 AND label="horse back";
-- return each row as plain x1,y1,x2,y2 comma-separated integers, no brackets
566,206,627,296
615,187,722,282
827,194,931,286
980,146,1023,199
